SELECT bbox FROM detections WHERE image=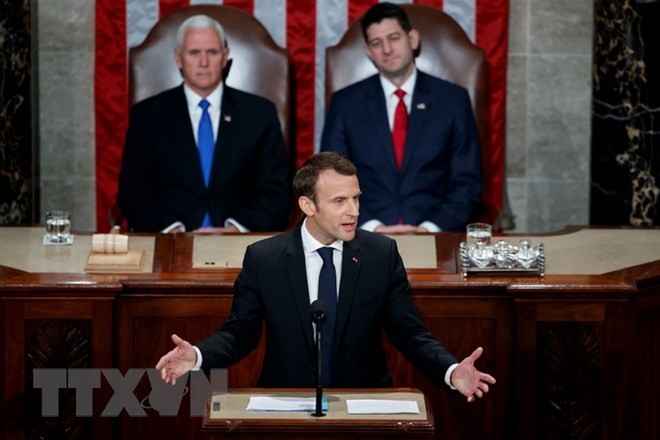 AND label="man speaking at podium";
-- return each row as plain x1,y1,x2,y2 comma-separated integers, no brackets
156,152,495,402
